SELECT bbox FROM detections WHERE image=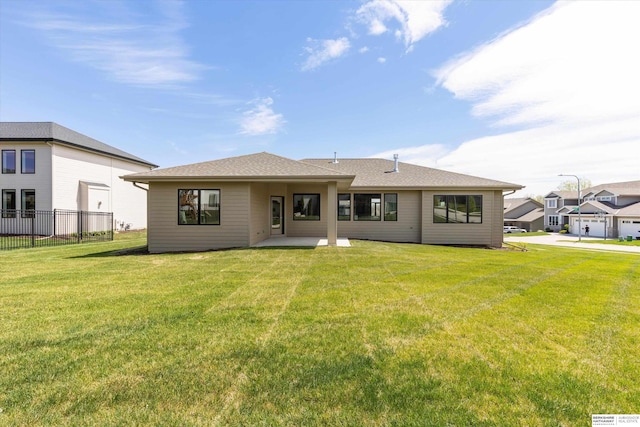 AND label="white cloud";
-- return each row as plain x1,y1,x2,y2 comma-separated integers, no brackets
239,97,285,136
25,1,206,87
434,2,640,127
302,37,351,71
359,46,370,54
377,57,387,64
407,0,640,197
356,0,452,51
